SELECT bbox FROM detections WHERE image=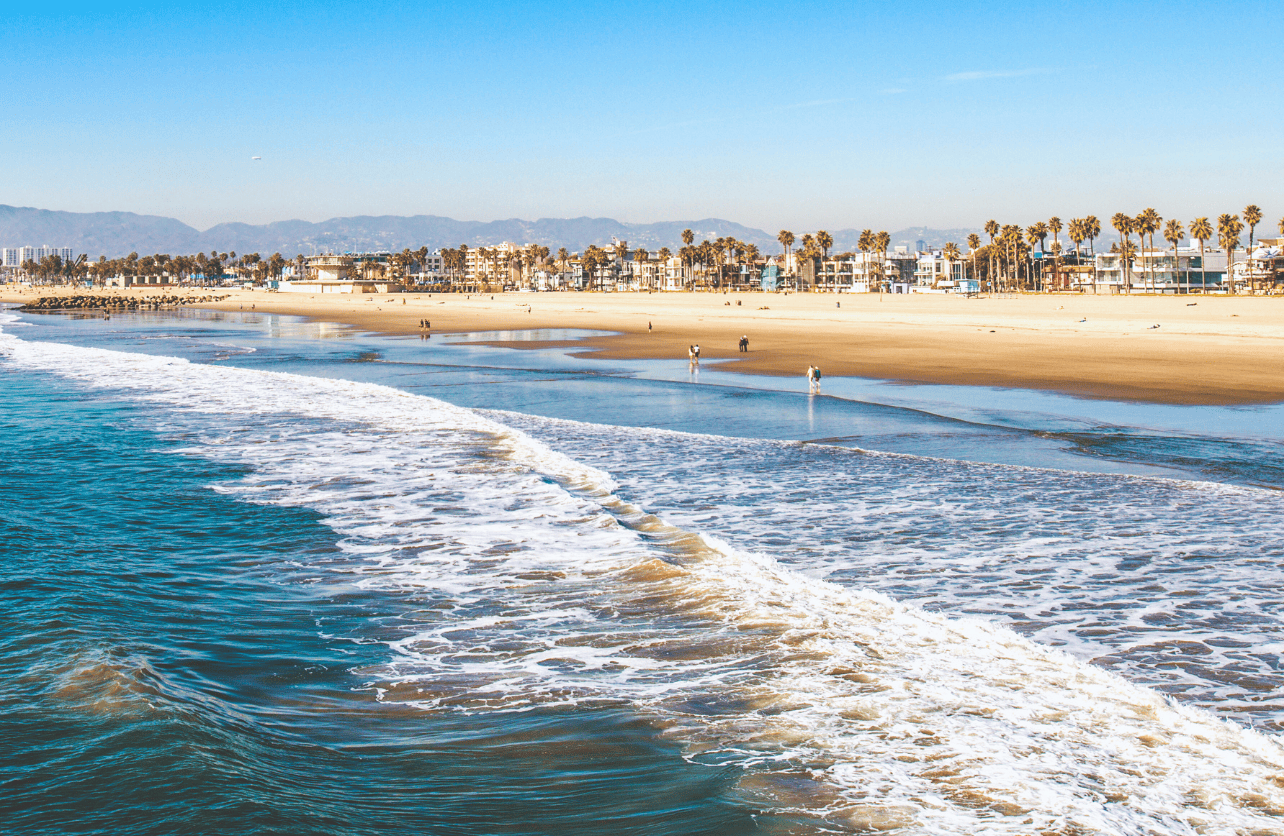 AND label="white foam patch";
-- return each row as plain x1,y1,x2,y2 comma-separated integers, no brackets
4,322,1284,833
489,409,1284,730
